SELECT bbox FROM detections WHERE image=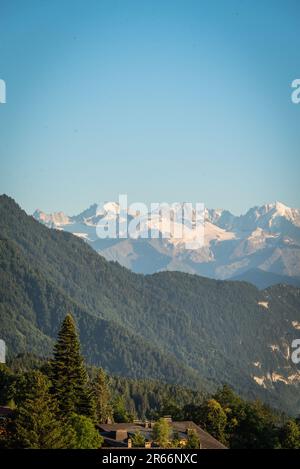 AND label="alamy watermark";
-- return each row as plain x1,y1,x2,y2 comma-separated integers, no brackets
0,79,6,104
291,79,300,104
291,339,300,364
0,339,6,363
95,195,204,250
